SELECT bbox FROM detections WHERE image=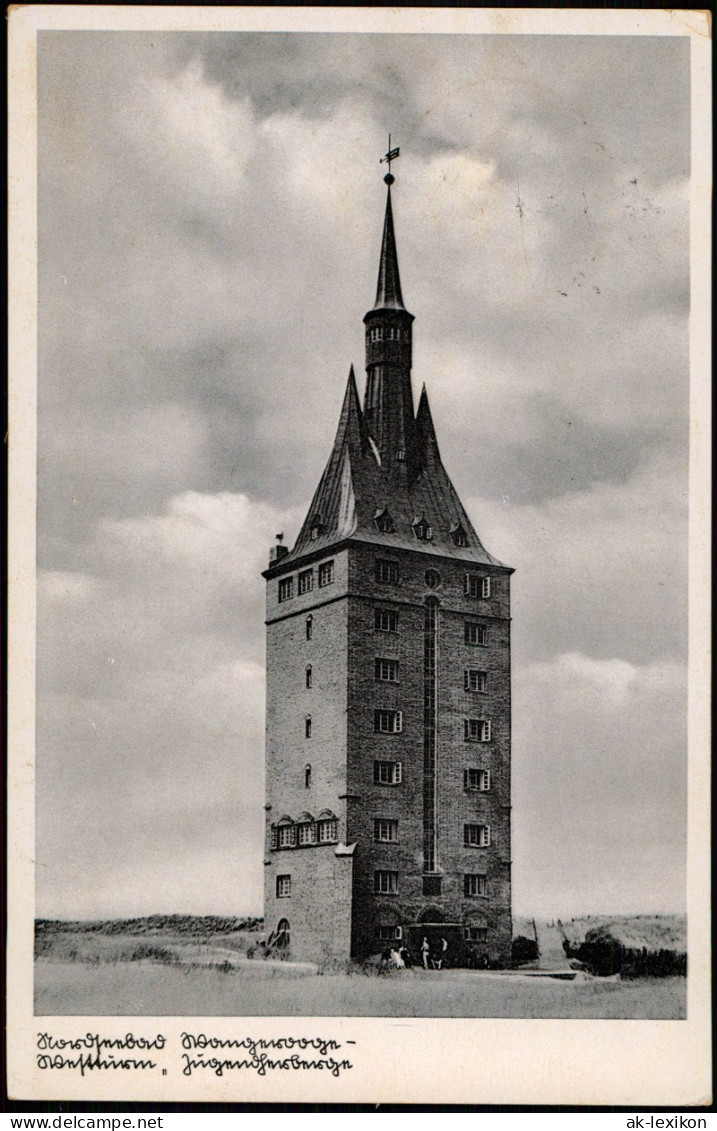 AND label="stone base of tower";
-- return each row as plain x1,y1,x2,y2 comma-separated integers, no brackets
263,848,354,966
